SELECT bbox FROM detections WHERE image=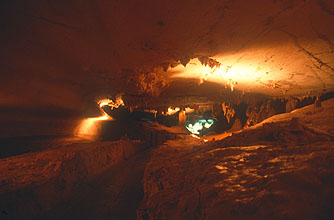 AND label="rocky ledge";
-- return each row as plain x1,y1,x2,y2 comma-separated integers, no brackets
138,99,334,220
